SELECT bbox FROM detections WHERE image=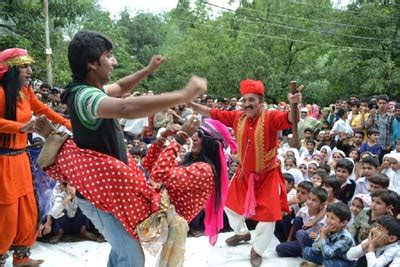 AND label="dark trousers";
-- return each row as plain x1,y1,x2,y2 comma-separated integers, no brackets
274,214,293,243
276,229,314,257
52,208,90,234
303,247,357,267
